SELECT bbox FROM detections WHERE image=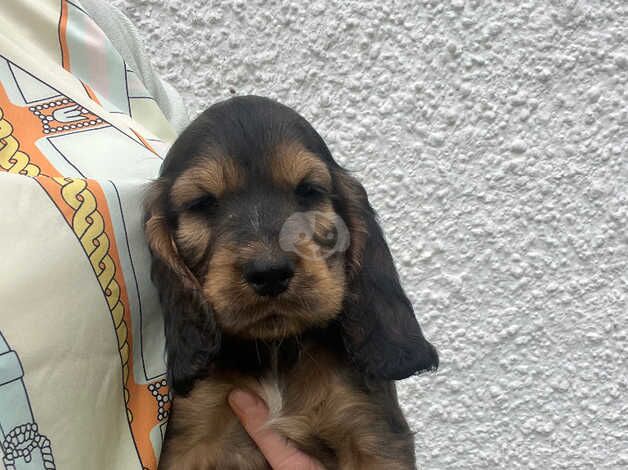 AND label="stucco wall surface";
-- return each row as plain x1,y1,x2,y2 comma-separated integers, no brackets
111,0,627,468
